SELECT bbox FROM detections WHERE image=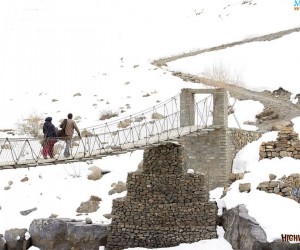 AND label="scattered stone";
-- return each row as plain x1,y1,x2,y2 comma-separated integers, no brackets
21,177,29,182
1,144,11,149
134,116,145,122
52,99,58,102
228,173,244,183
73,93,82,97
239,183,251,193
256,107,279,120
142,93,151,97
117,119,132,129
108,181,127,195
85,218,92,224
87,166,102,181
269,174,277,180
272,120,293,131
20,207,37,216
151,112,164,120
49,214,58,219
76,196,101,213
